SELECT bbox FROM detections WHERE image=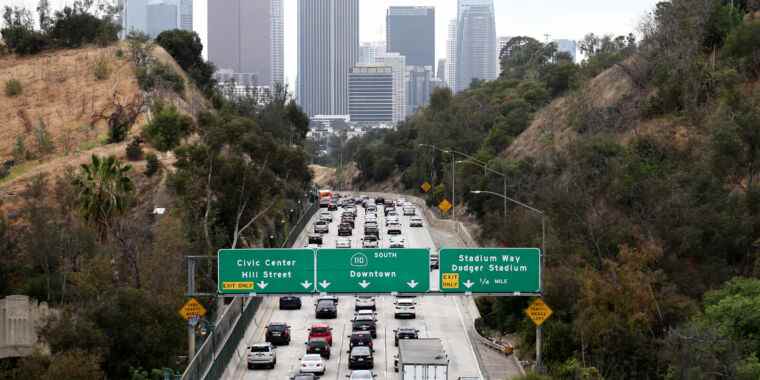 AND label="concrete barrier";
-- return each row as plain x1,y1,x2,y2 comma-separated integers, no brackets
0,295,50,359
